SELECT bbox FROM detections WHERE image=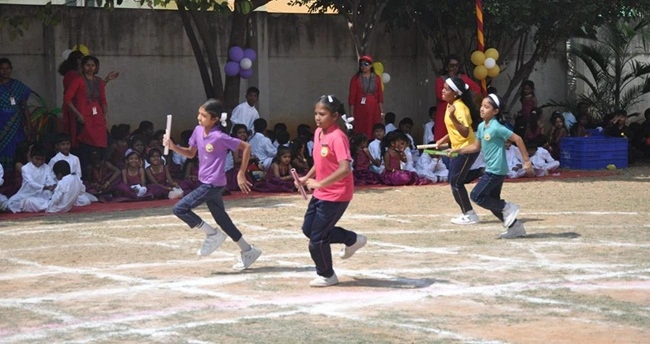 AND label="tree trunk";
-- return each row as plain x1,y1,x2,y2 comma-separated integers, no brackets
188,9,223,100
223,1,249,111
176,1,213,98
